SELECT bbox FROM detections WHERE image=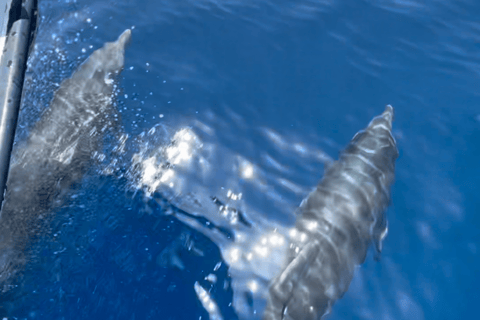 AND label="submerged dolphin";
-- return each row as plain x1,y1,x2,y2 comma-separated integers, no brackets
263,106,398,320
0,29,132,292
